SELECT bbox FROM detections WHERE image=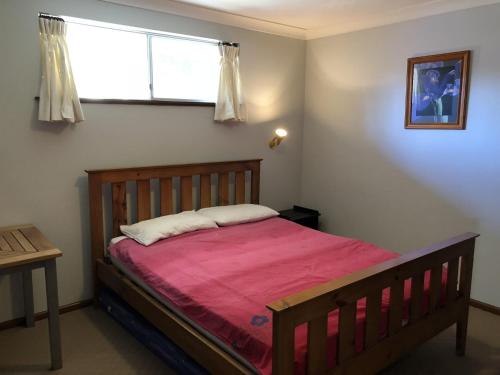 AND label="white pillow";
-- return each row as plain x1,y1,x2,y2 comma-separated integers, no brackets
120,211,218,246
110,236,127,245
197,204,279,226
